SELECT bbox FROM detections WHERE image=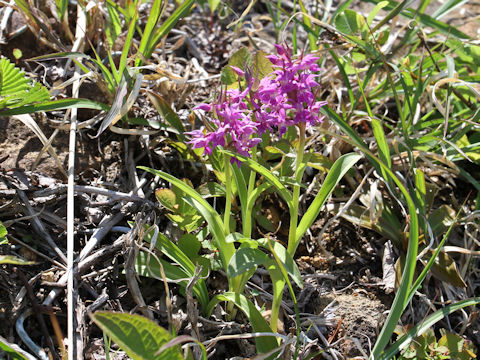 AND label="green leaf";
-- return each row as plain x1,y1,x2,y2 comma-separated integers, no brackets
196,182,226,198
146,92,185,141
149,0,195,60
429,250,467,288
379,297,480,359
0,335,32,360
55,0,68,21
136,0,163,66
105,0,122,47
206,292,277,354
0,221,7,245
367,1,389,25
139,167,235,271
90,312,183,360
334,10,366,35
155,188,178,211
0,256,34,265
257,238,303,289
178,233,201,260
0,57,50,110
221,47,252,86
252,51,274,81
207,0,221,12
0,98,109,116
227,247,270,278
222,150,293,206
142,227,209,309
428,205,456,238
296,153,362,243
